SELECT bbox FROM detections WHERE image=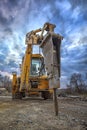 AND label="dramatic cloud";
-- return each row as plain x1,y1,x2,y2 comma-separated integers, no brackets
0,0,87,87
